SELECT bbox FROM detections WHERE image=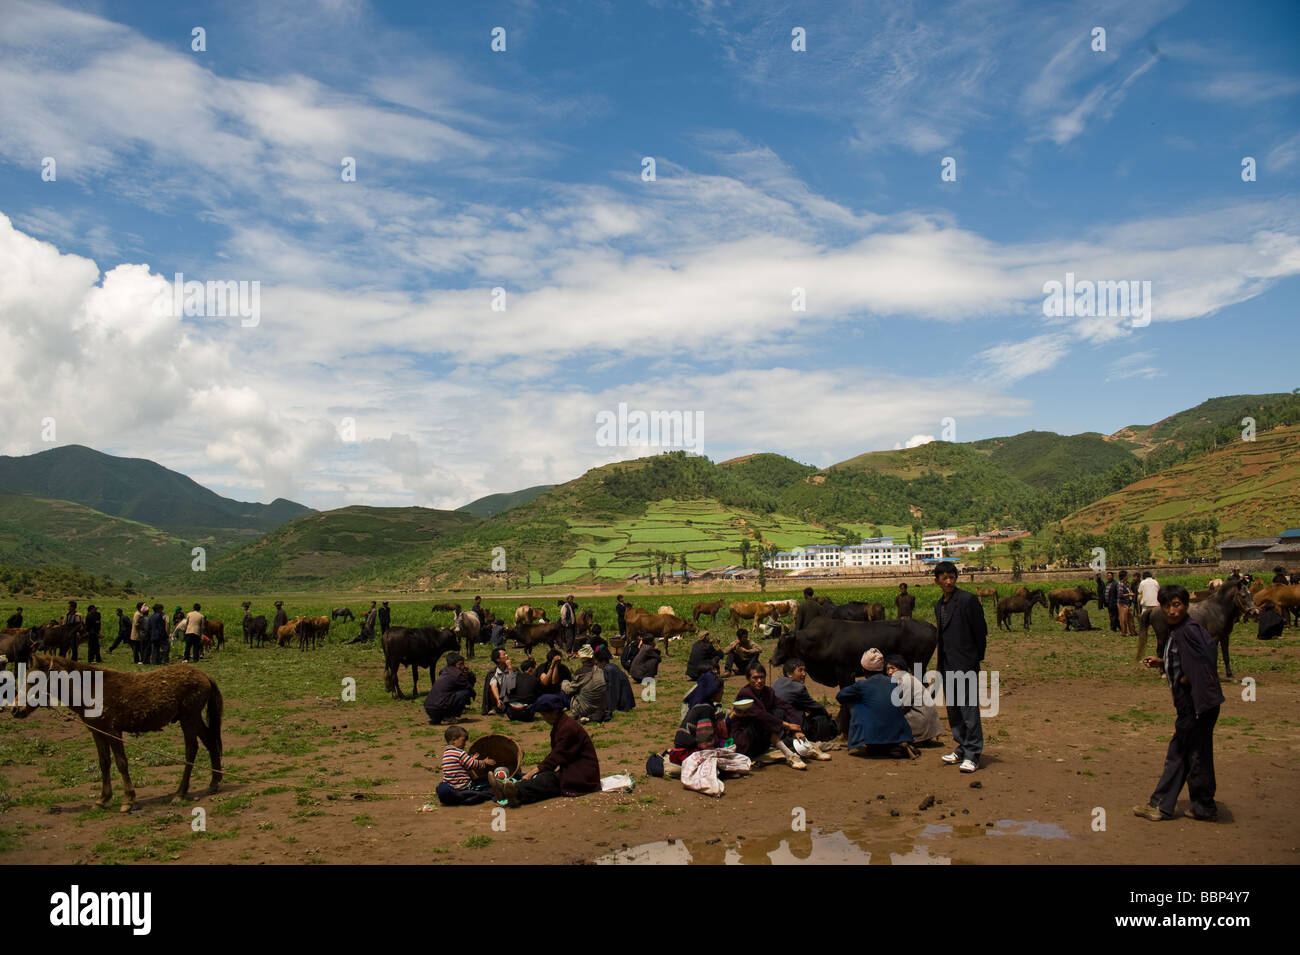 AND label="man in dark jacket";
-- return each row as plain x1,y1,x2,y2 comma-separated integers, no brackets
795,587,822,631
895,583,915,619
424,653,475,723
272,601,288,635
490,695,601,806
5,607,20,629
1105,572,1120,631
1095,572,1106,611
772,658,838,743
378,601,391,634
600,646,636,714
1063,606,1095,631
933,561,988,773
615,595,628,637
1136,584,1225,821
108,608,132,653
1255,601,1284,640
83,604,103,663
506,657,542,722
147,603,169,665
685,632,723,680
